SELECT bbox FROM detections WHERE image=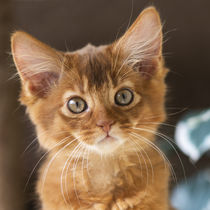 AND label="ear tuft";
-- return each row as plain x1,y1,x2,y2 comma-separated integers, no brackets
11,31,63,97
114,7,163,78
